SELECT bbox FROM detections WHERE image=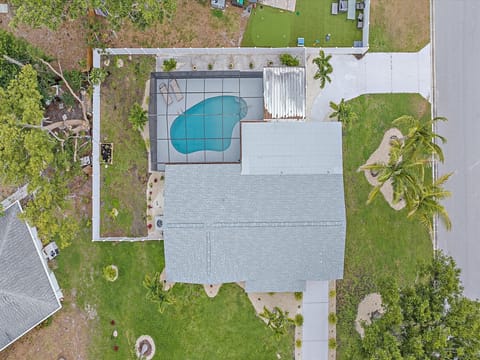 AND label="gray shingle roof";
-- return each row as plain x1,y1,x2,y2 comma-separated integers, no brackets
164,161,346,292
0,202,61,351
